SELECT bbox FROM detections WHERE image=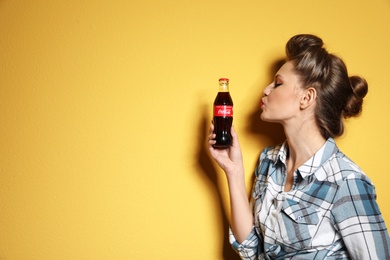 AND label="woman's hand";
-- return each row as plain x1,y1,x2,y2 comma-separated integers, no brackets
208,124,244,178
